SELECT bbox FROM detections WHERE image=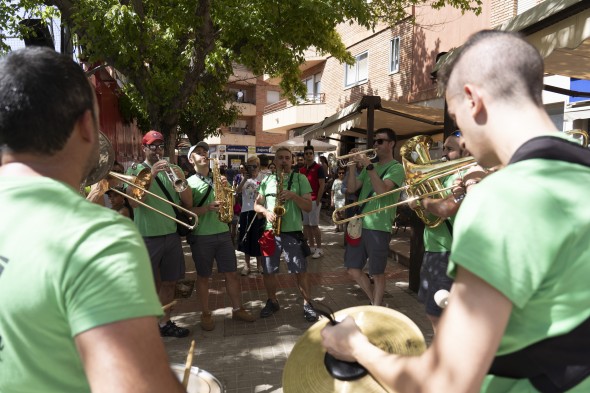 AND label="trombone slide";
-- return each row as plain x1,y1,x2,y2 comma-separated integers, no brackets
108,171,197,230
